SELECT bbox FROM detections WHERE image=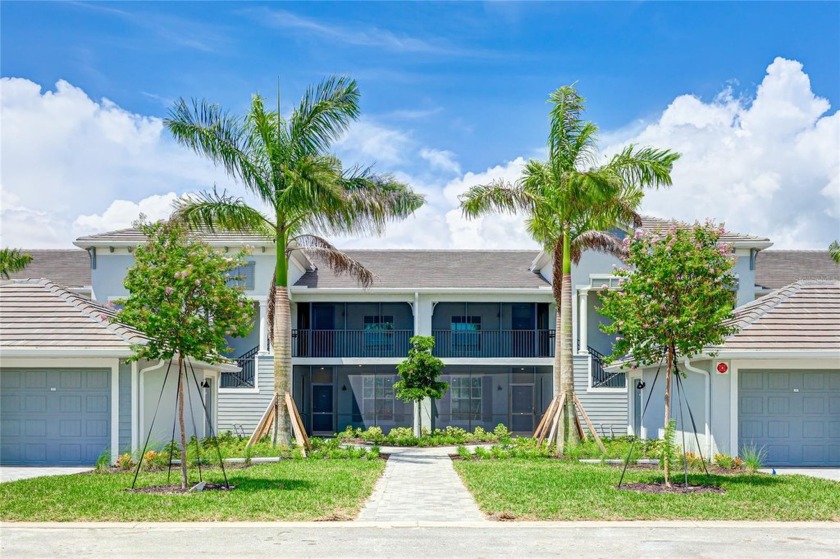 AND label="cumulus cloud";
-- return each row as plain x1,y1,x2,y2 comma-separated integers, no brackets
419,148,461,175
0,78,229,247
335,118,412,167
72,192,183,237
602,57,839,249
